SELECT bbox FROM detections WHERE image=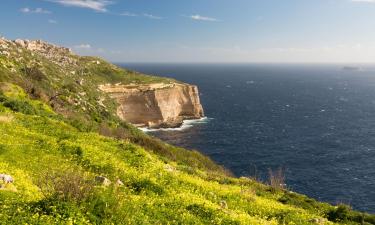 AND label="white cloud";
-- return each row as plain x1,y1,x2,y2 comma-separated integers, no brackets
74,44,92,49
120,12,163,19
351,0,375,2
143,13,162,20
48,0,112,12
48,19,58,24
20,7,51,14
190,14,219,22
120,12,138,17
